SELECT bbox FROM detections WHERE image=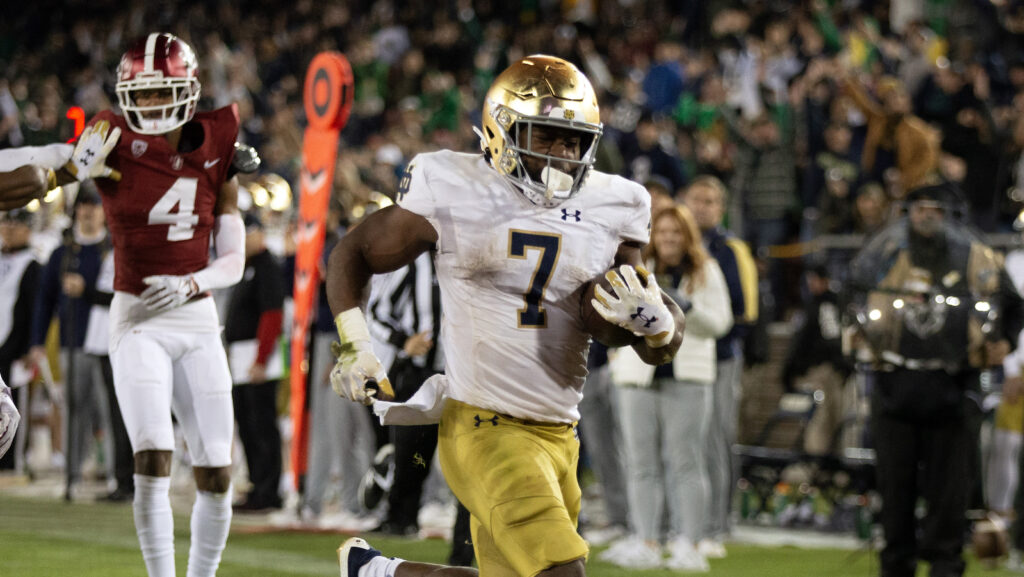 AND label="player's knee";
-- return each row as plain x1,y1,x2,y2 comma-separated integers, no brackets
193,466,231,493
134,450,173,477
539,558,585,577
